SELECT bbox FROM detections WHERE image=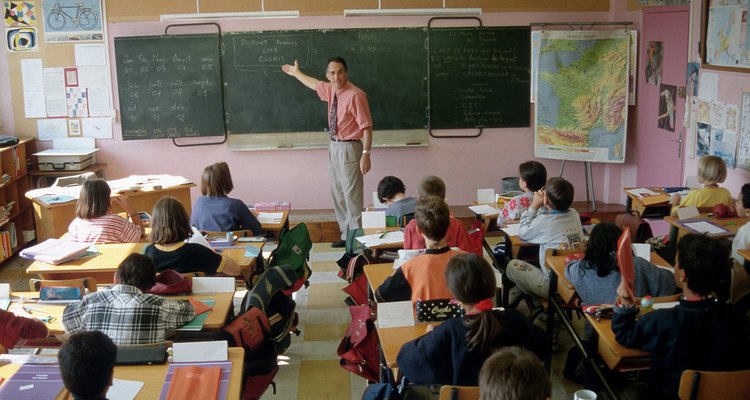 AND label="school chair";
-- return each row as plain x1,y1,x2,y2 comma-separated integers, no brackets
614,213,654,243
438,385,479,400
29,277,98,293
678,369,750,400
